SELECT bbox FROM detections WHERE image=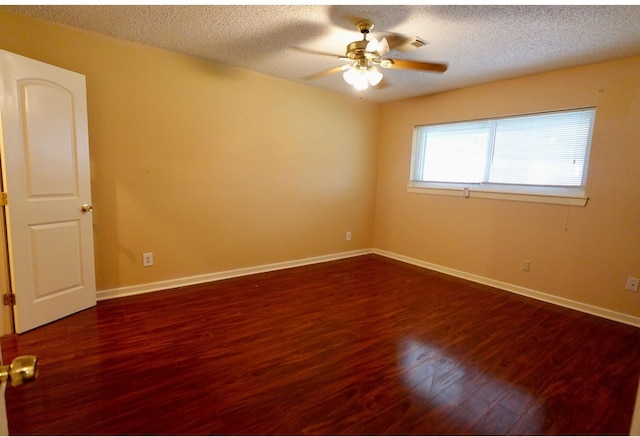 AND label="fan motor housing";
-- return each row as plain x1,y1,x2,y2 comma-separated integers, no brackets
346,40,369,59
